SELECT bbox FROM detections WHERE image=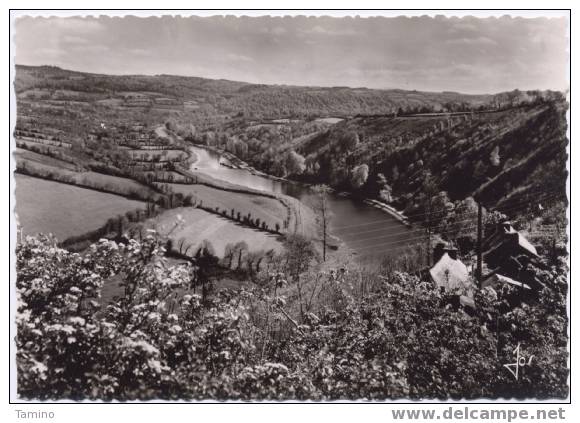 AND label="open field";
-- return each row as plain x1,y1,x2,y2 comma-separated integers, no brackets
15,174,145,240
169,183,288,231
75,171,154,193
95,98,123,107
14,139,70,153
183,167,256,191
154,126,172,141
17,158,77,175
14,148,78,171
315,117,344,124
144,171,190,183
146,207,283,257
16,153,159,199
127,149,187,160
